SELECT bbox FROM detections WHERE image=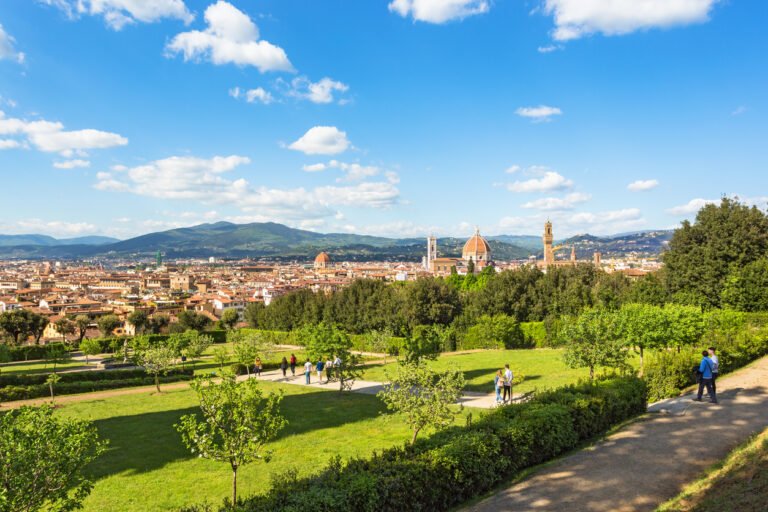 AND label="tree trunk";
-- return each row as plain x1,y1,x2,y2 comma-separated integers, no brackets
589,365,595,381
155,374,160,393
639,345,644,374
49,383,54,404
411,427,421,445
232,467,238,505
